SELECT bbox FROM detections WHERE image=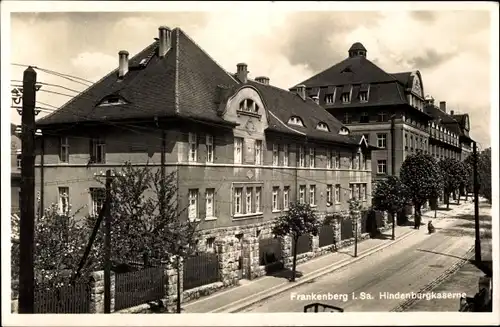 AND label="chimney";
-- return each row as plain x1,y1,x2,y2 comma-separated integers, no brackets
450,110,454,115
236,63,248,84
158,26,172,58
118,50,129,79
439,101,446,113
425,95,435,106
296,85,306,100
255,76,270,85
